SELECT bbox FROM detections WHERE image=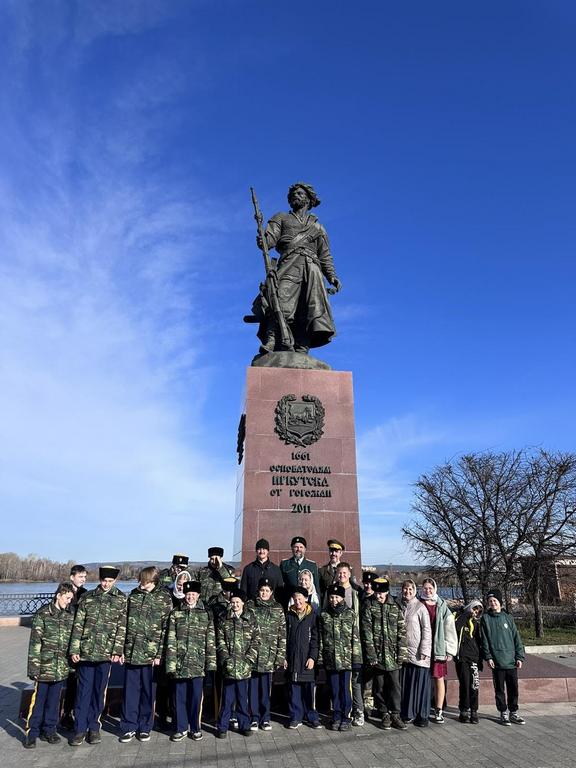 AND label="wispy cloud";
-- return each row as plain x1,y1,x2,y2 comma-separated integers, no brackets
0,4,237,561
